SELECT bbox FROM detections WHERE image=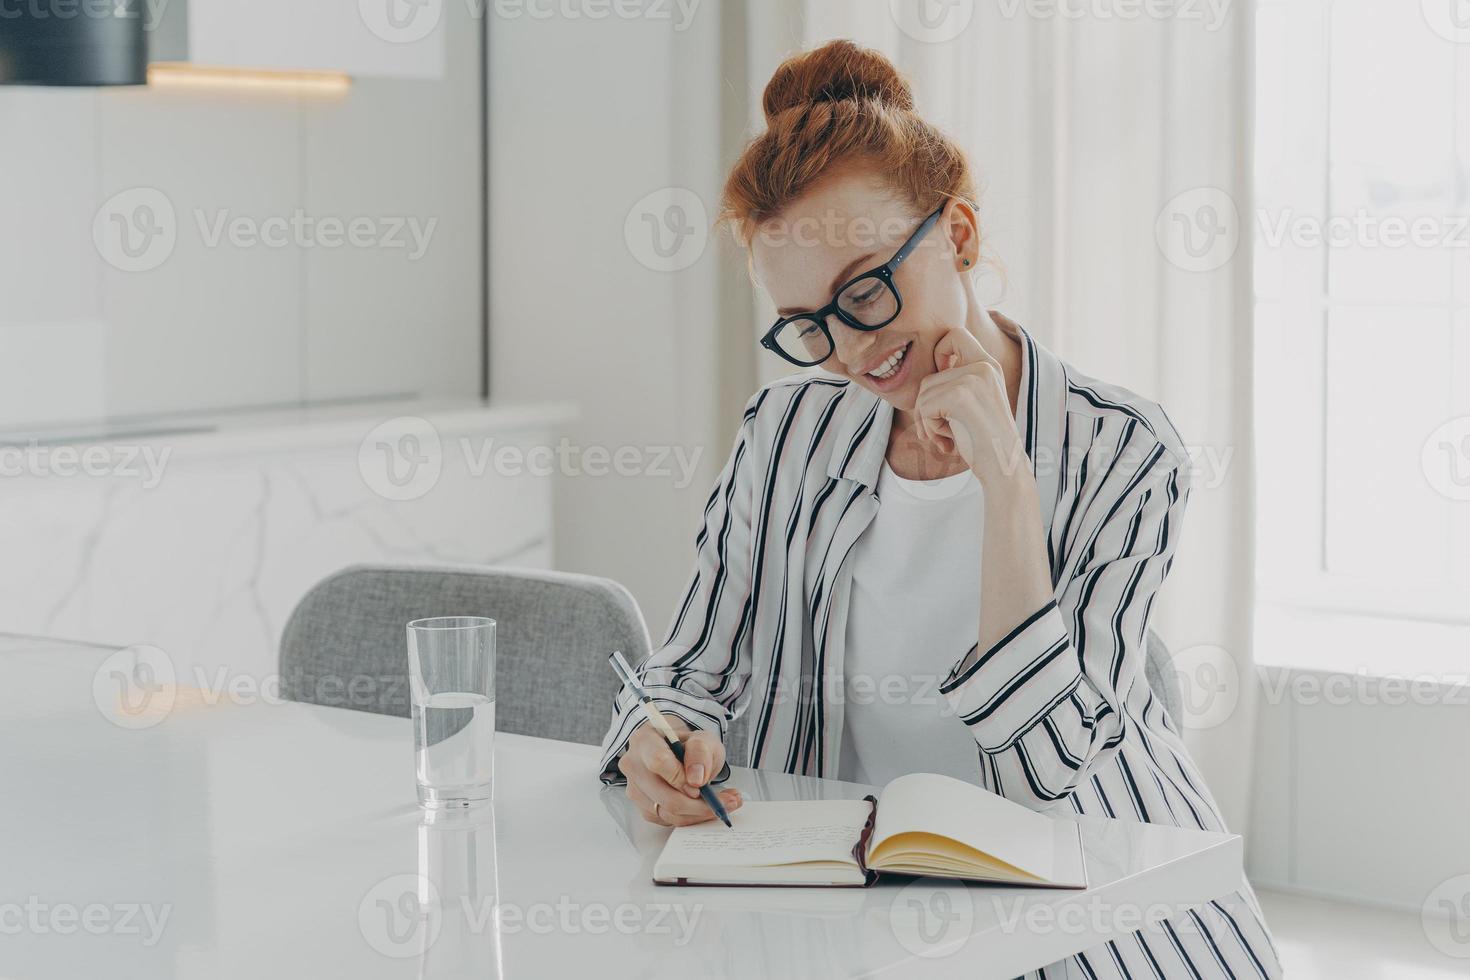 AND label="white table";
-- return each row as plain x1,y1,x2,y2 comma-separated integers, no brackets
0,634,1243,979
